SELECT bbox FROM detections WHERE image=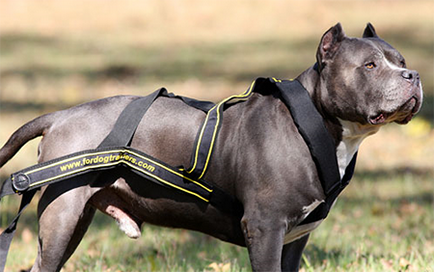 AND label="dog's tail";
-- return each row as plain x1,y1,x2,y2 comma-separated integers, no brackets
0,113,54,168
